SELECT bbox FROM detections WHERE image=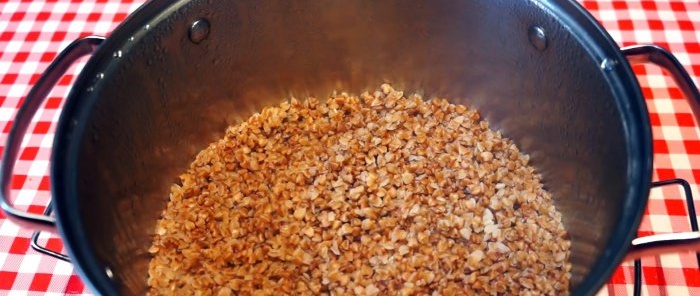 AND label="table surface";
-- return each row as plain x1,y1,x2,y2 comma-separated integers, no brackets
0,0,698,295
